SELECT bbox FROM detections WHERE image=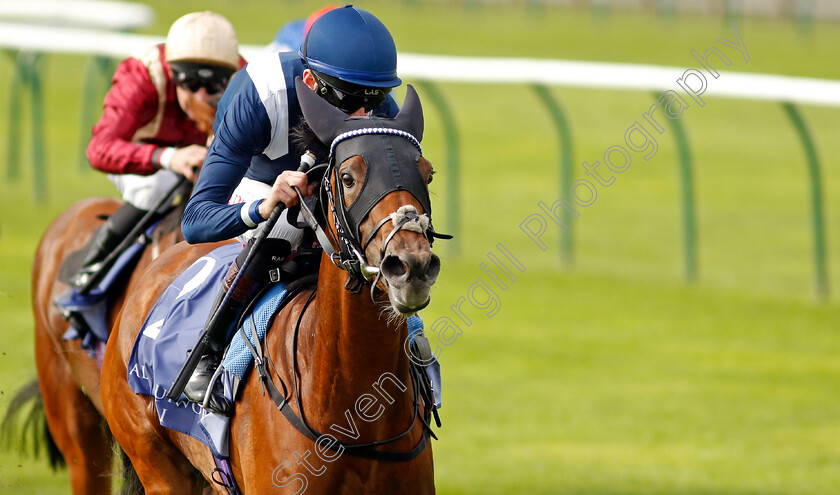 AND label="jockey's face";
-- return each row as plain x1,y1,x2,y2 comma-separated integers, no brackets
171,62,232,115
302,69,366,117
176,85,218,134
176,84,222,108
